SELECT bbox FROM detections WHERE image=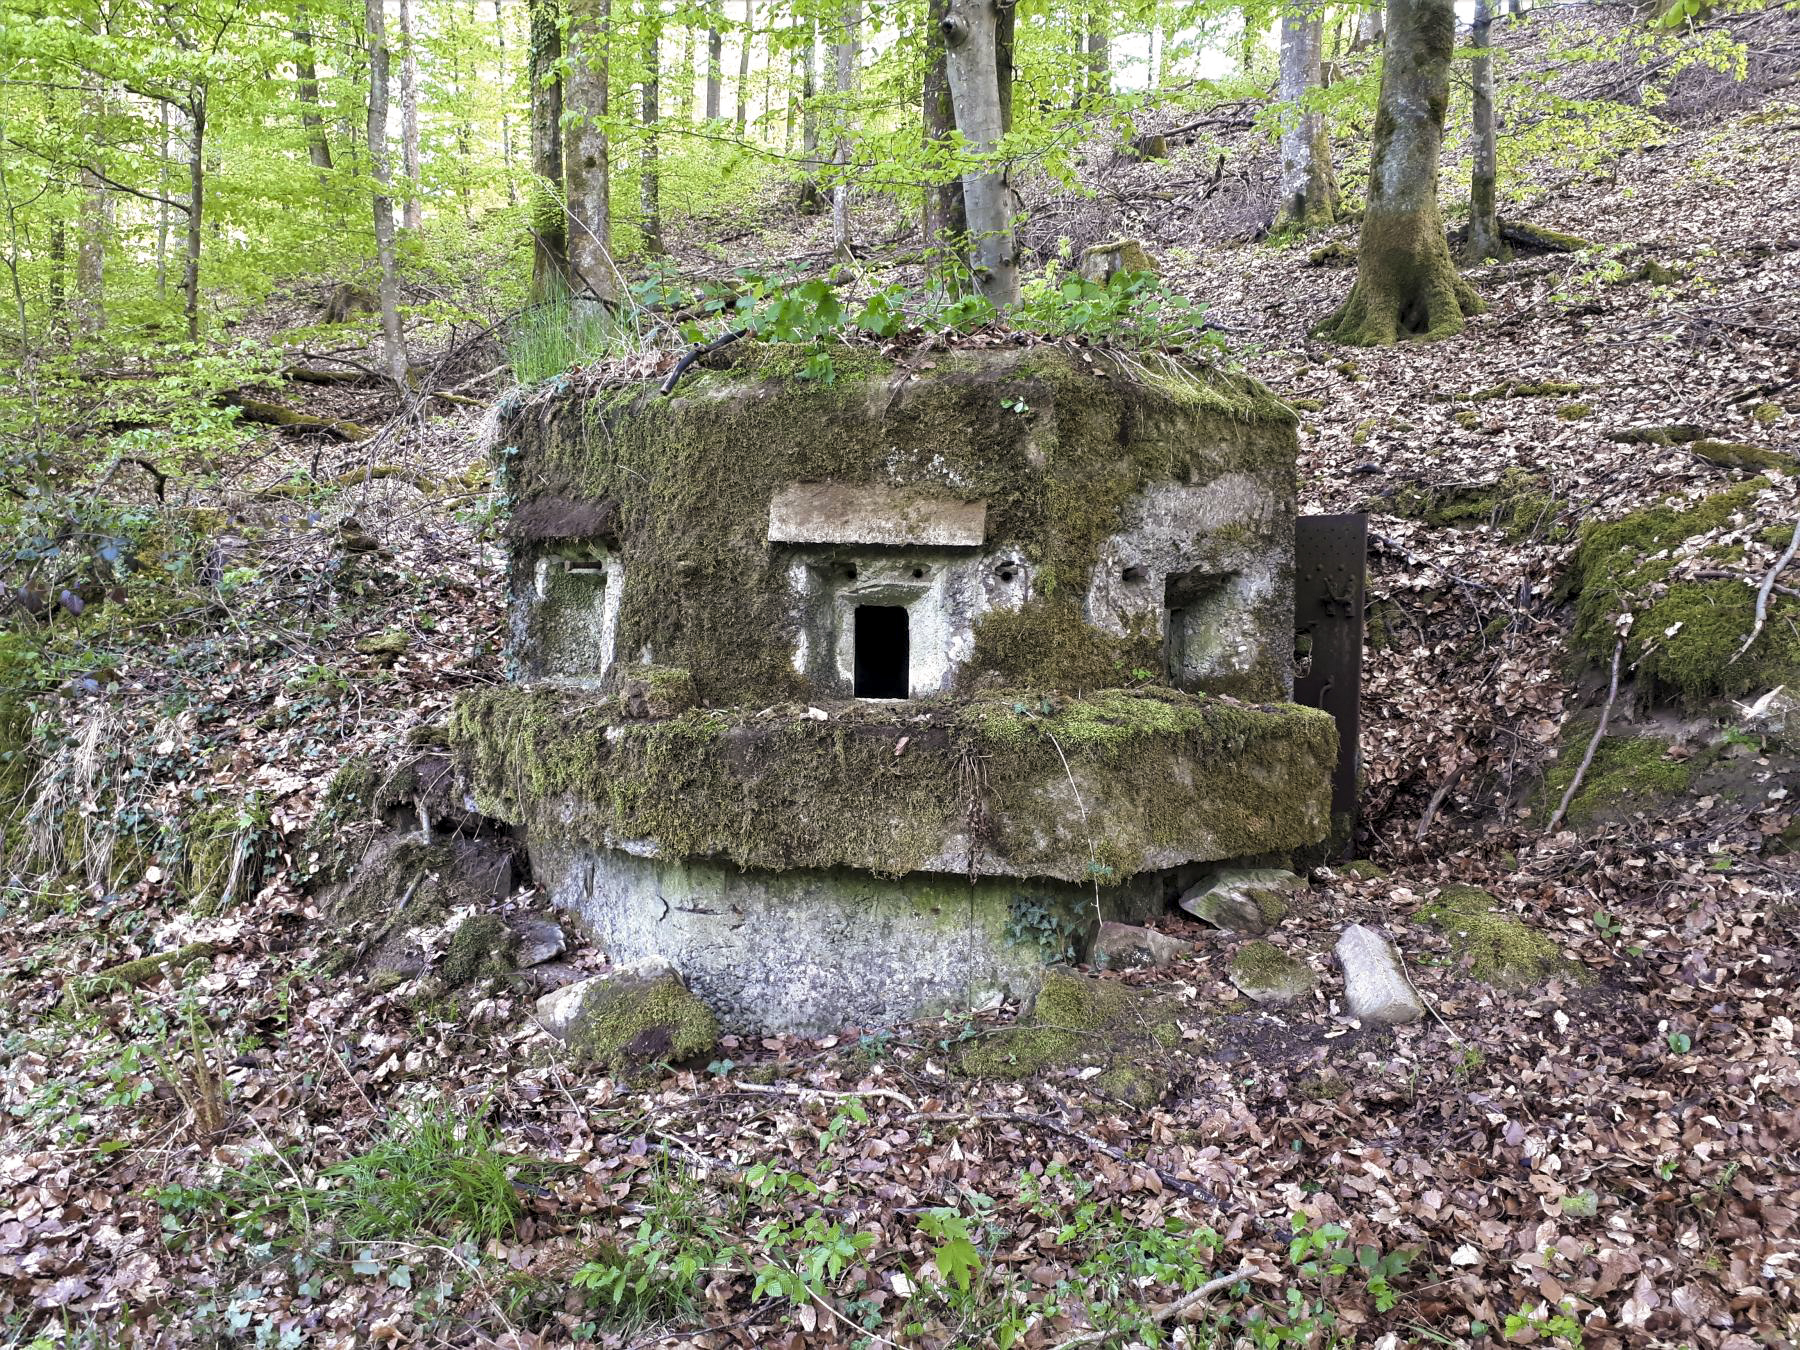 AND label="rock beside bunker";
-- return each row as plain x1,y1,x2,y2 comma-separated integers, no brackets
1091,921,1190,971
1334,925,1423,1026
1178,868,1303,935
535,959,719,1076
1229,940,1317,1005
